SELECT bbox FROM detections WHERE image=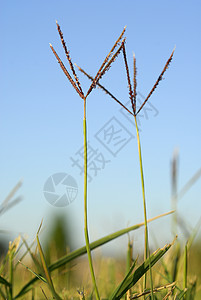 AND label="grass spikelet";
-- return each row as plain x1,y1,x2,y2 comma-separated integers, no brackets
136,47,175,115
56,21,84,96
86,38,126,97
89,25,126,84
49,43,84,99
122,44,134,111
85,25,126,98
133,53,137,113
